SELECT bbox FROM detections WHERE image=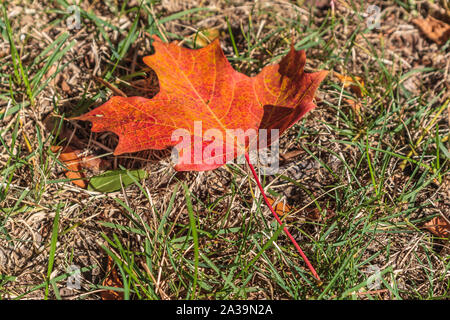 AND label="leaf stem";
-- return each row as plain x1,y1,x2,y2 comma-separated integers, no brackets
244,153,321,282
